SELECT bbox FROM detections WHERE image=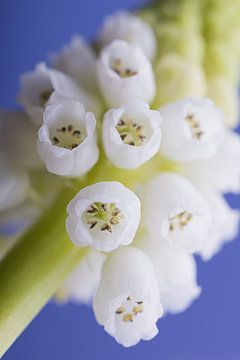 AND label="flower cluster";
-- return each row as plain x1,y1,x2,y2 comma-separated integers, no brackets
1,8,240,348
